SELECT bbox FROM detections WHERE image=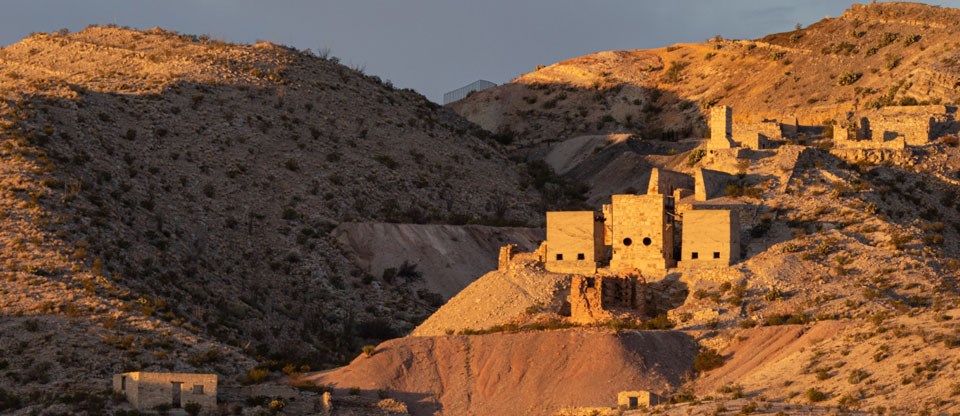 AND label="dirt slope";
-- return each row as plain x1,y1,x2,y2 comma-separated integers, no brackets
331,222,543,299
411,253,569,336
307,329,696,416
